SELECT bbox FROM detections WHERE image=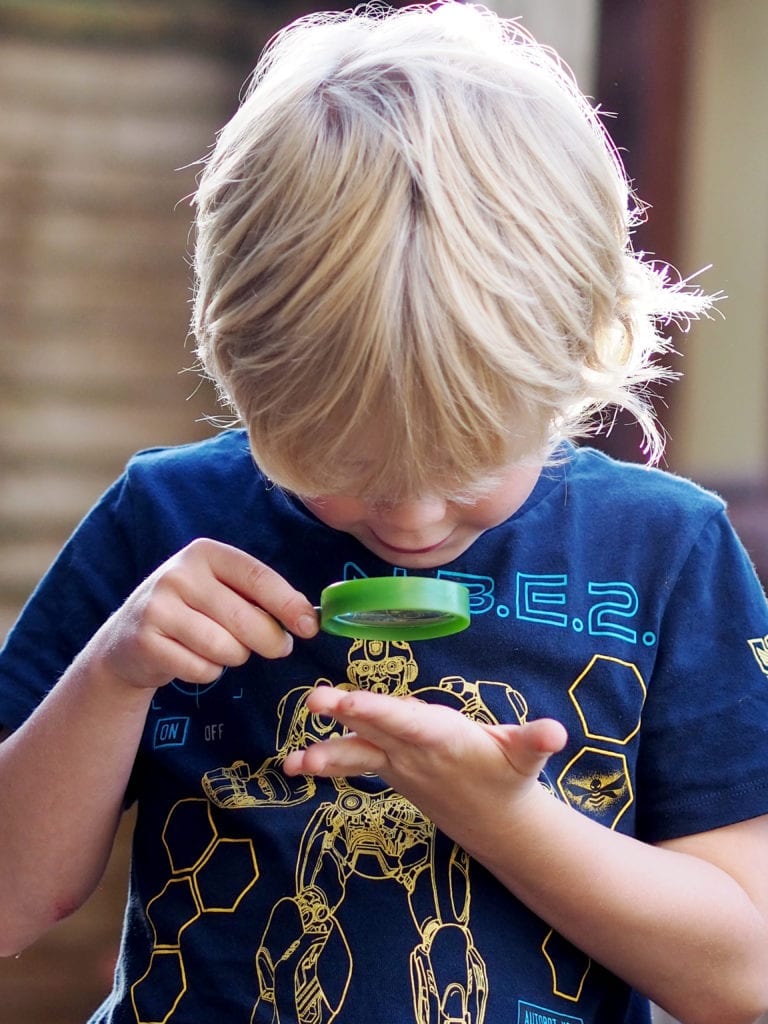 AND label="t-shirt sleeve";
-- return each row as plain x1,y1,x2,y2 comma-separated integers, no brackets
636,508,768,842
0,472,142,732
